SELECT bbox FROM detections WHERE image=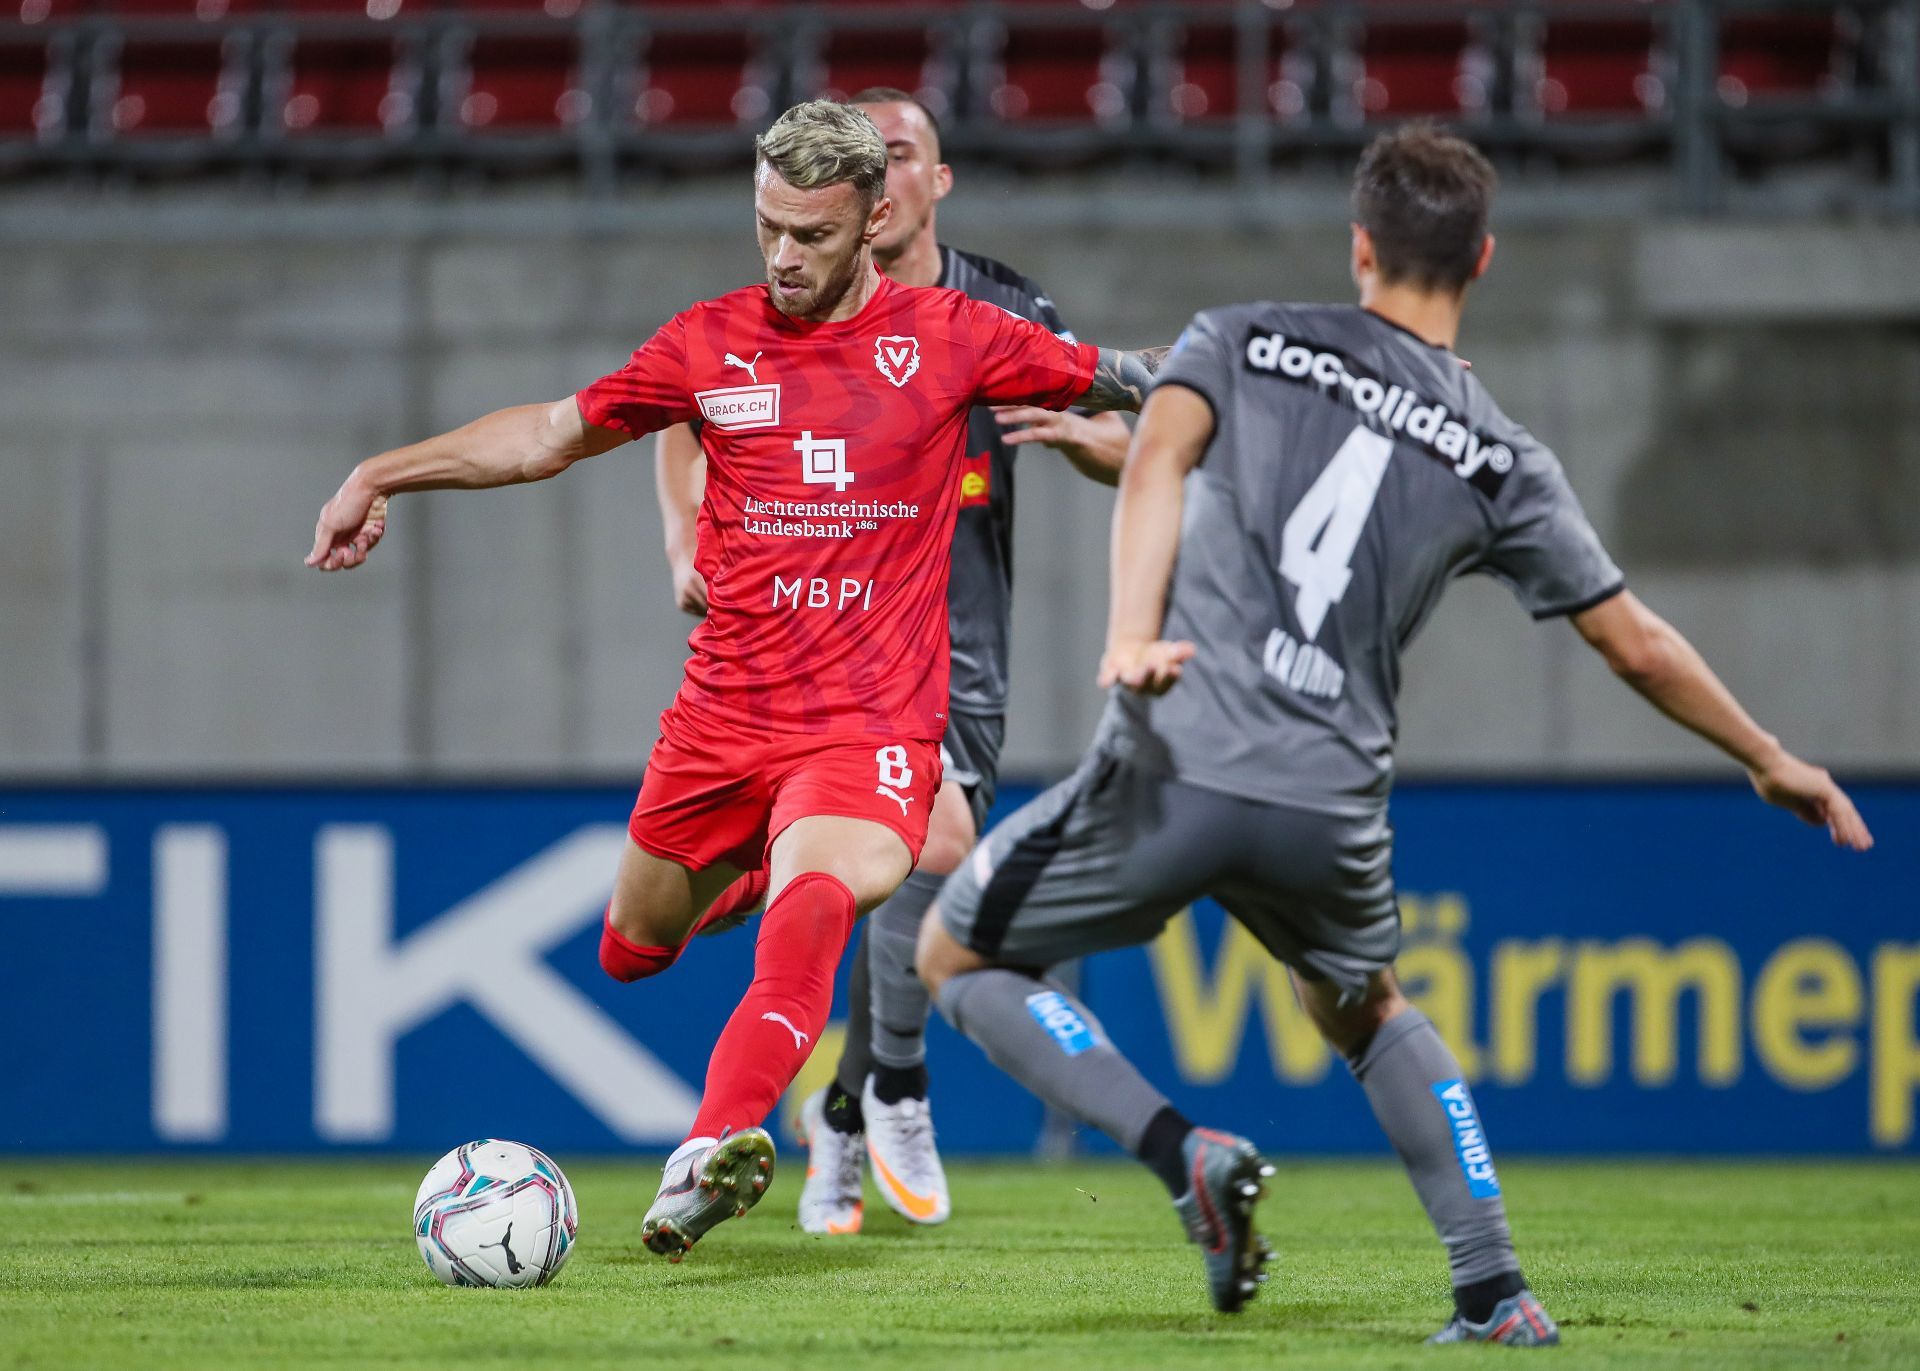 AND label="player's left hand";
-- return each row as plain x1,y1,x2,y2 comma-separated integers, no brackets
994,406,1127,471
1099,637,1196,696
306,477,388,572
1748,751,1874,851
